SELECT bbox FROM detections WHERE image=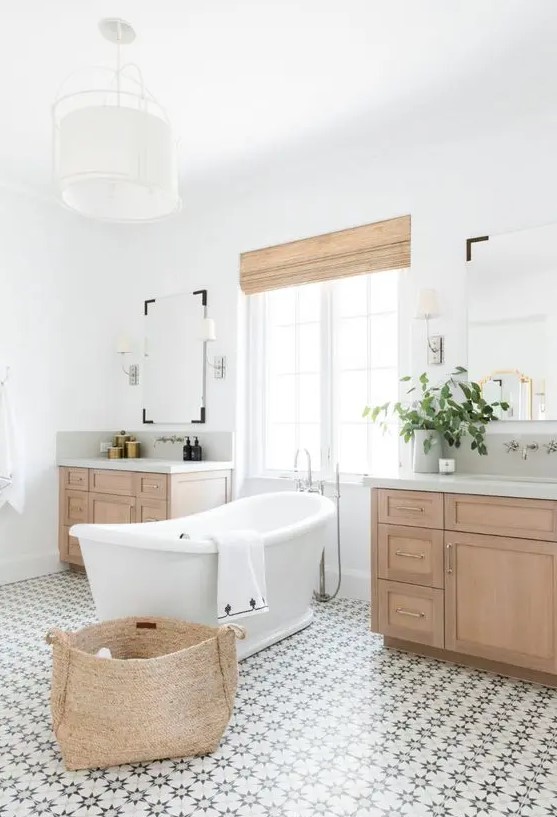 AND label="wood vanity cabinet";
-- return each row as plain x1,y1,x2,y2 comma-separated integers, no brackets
59,466,232,567
372,488,557,683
